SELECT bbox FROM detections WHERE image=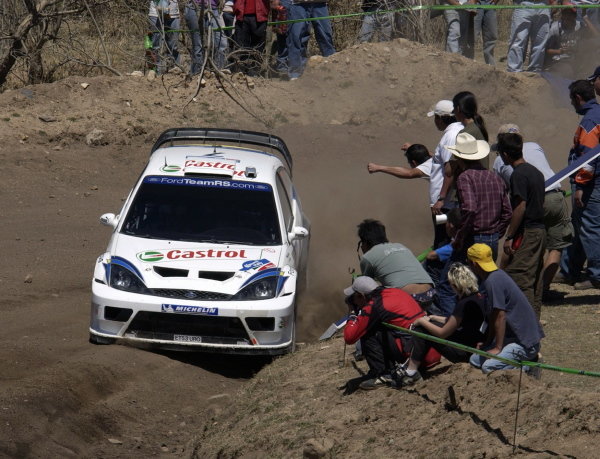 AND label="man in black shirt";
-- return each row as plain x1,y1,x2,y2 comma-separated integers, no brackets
497,133,547,318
